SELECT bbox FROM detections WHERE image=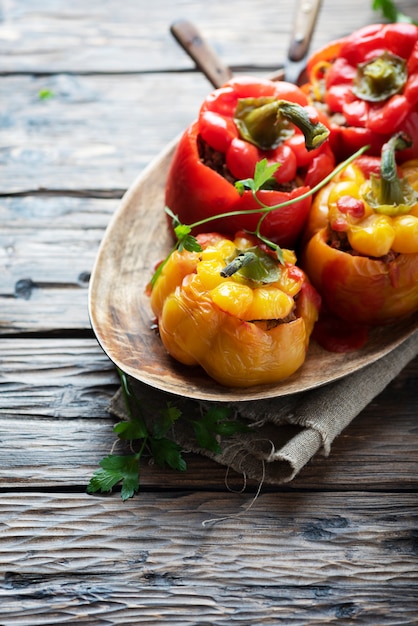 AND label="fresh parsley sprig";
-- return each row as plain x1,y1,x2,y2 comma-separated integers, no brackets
151,144,369,287
372,0,418,25
87,369,250,500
